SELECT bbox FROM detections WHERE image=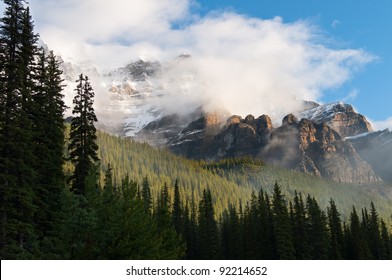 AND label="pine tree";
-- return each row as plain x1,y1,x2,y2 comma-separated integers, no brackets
183,194,198,259
349,207,370,259
103,163,113,190
220,204,241,259
154,182,185,259
291,191,310,259
141,176,152,214
359,207,373,259
327,199,344,259
32,49,66,241
271,182,295,259
198,188,219,259
305,195,329,259
380,219,391,259
0,0,38,258
68,74,99,195
242,191,260,259
156,182,170,227
261,191,275,259
172,179,182,235
368,202,382,259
